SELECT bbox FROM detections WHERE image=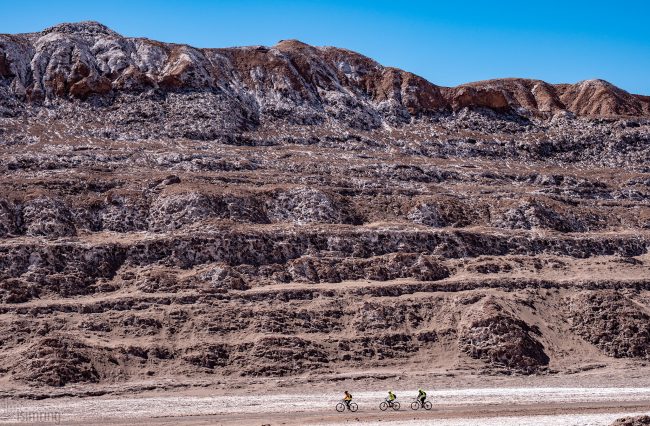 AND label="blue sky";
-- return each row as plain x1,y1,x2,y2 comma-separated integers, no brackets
2,0,649,94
